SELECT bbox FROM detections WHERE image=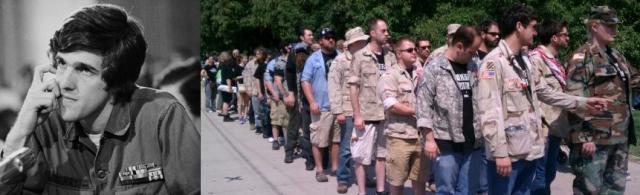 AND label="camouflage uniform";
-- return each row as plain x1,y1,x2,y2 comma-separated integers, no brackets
348,43,396,164
328,52,353,117
564,7,638,194
348,43,397,122
475,40,585,161
242,59,258,96
417,54,483,146
377,63,429,186
475,40,587,194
